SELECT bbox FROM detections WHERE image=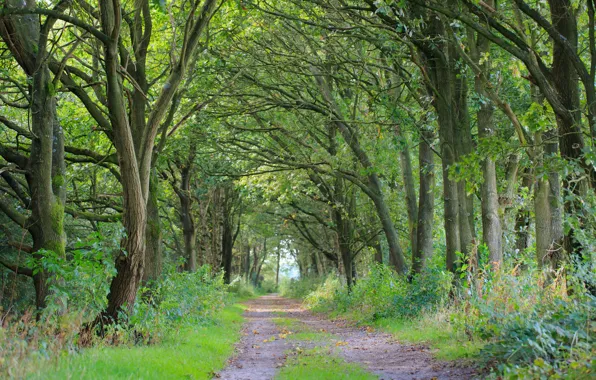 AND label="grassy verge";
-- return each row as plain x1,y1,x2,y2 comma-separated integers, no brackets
305,307,483,361
276,348,377,380
373,316,484,361
29,304,246,379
